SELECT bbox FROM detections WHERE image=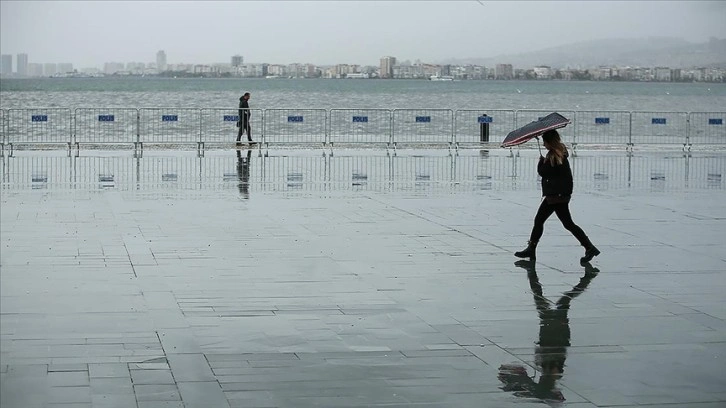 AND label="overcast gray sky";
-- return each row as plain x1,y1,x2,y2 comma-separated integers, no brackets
1,1,725,68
